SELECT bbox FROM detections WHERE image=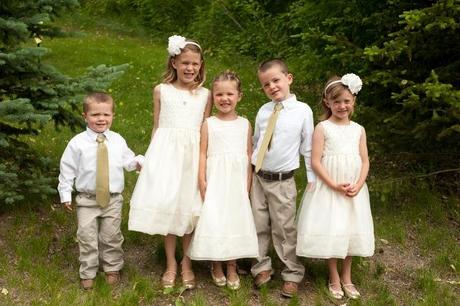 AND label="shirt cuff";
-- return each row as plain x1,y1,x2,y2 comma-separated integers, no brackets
306,169,316,183
134,155,145,167
60,192,72,203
